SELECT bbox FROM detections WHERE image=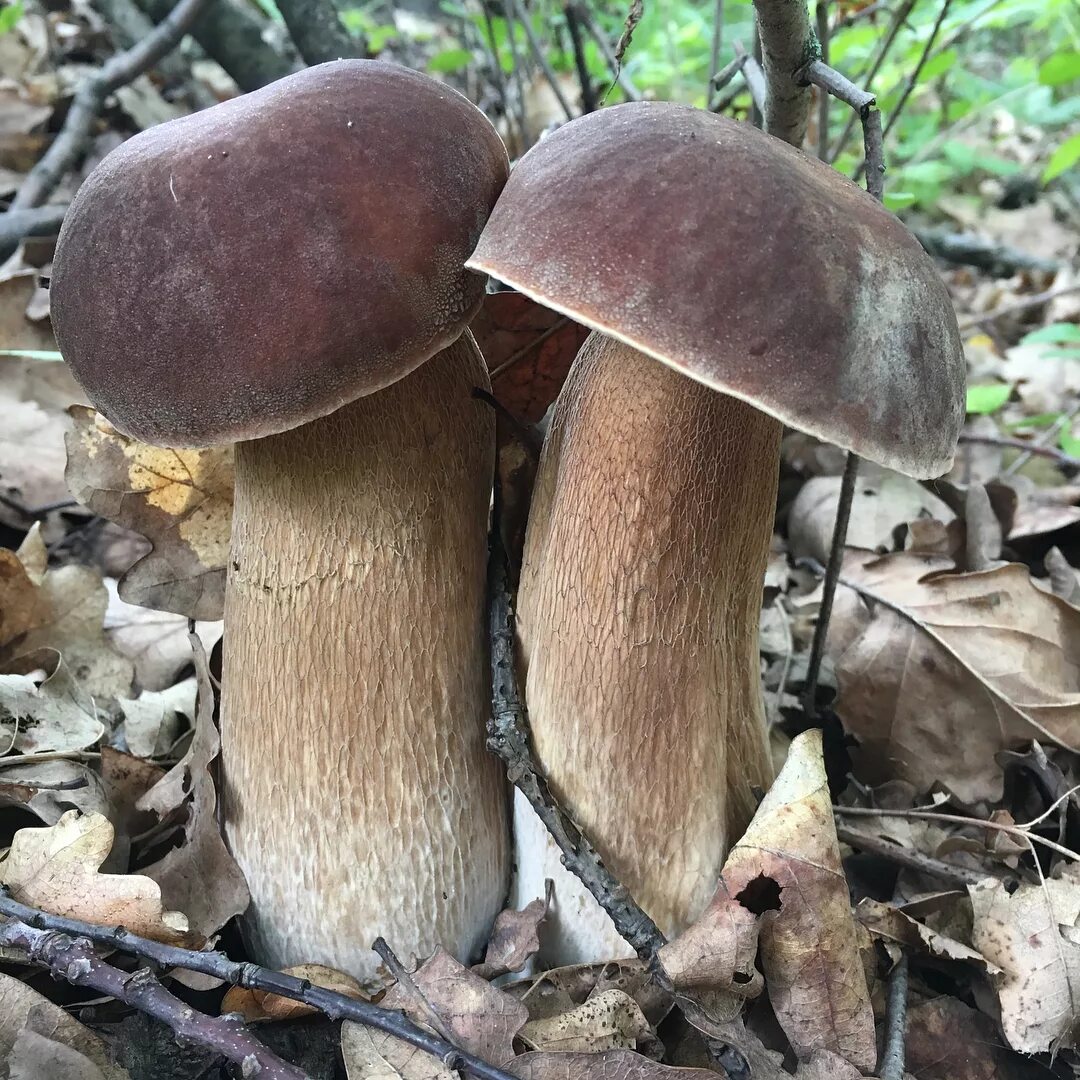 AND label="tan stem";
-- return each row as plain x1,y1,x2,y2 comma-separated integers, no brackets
221,333,508,987
513,333,780,964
